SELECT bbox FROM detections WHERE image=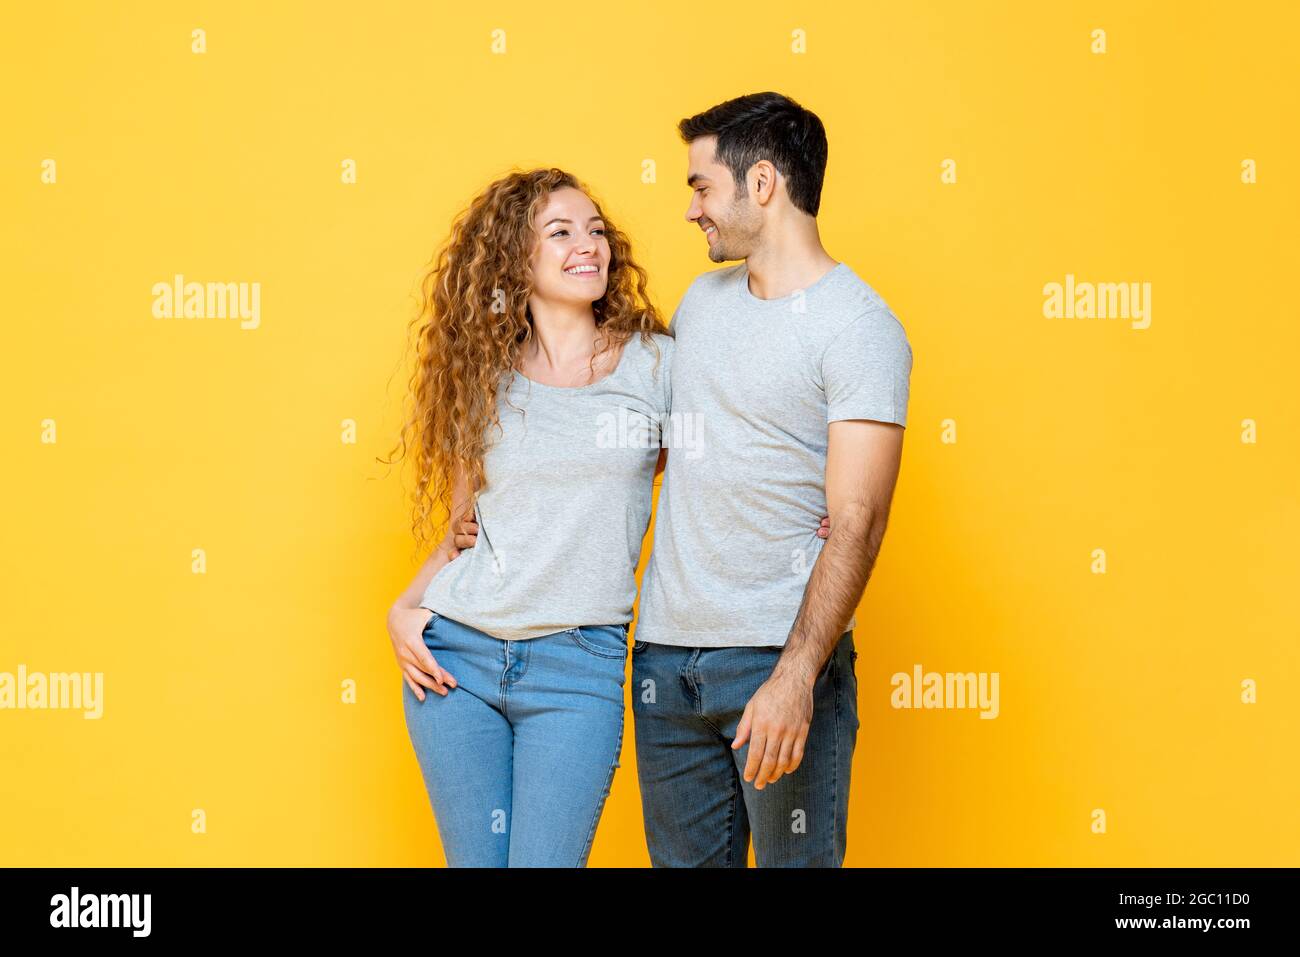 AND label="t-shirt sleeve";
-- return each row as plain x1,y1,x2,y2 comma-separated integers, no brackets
666,285,688,336
821,308,913,427
658,334,674,418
